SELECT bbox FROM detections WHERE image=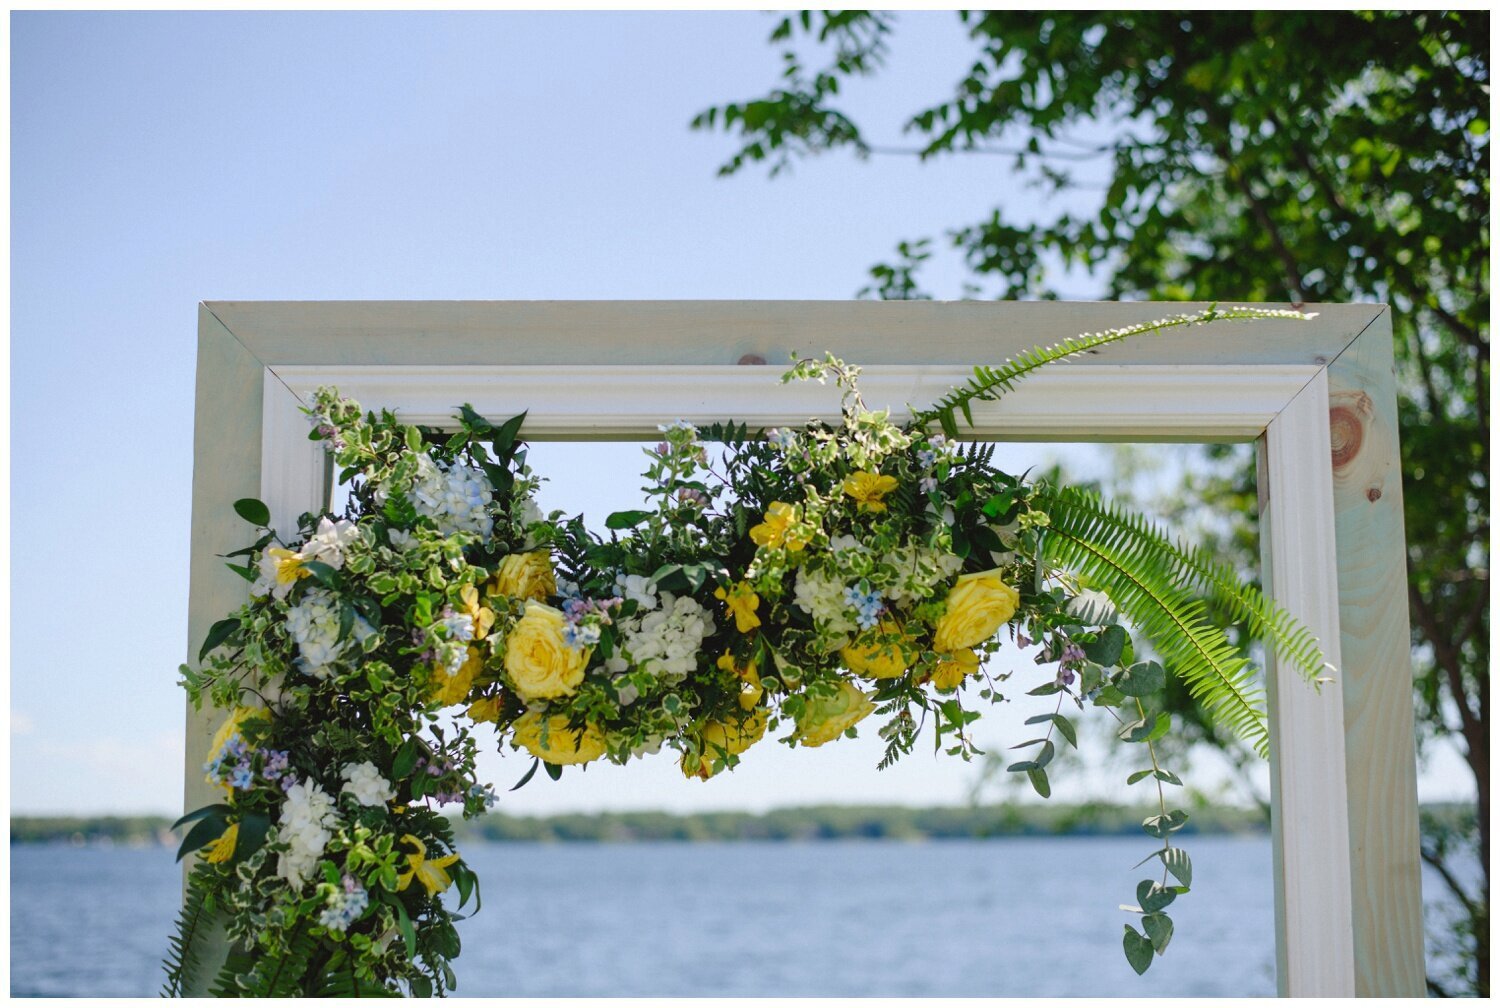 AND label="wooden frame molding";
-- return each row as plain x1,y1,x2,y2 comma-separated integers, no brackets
184,301,1423,996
